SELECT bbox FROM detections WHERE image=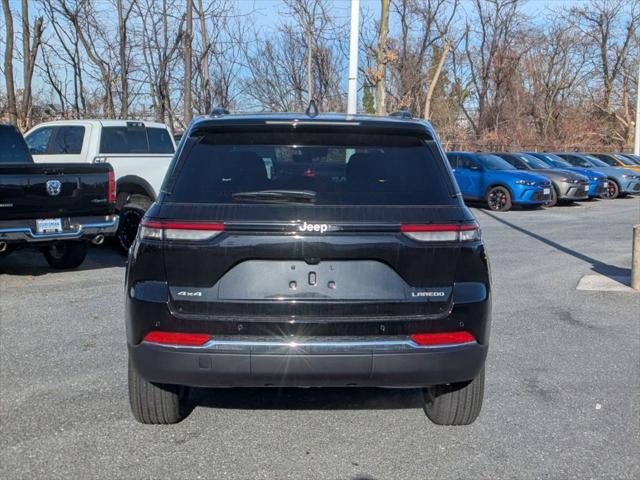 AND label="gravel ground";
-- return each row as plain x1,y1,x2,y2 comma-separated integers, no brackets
1,197,639,480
